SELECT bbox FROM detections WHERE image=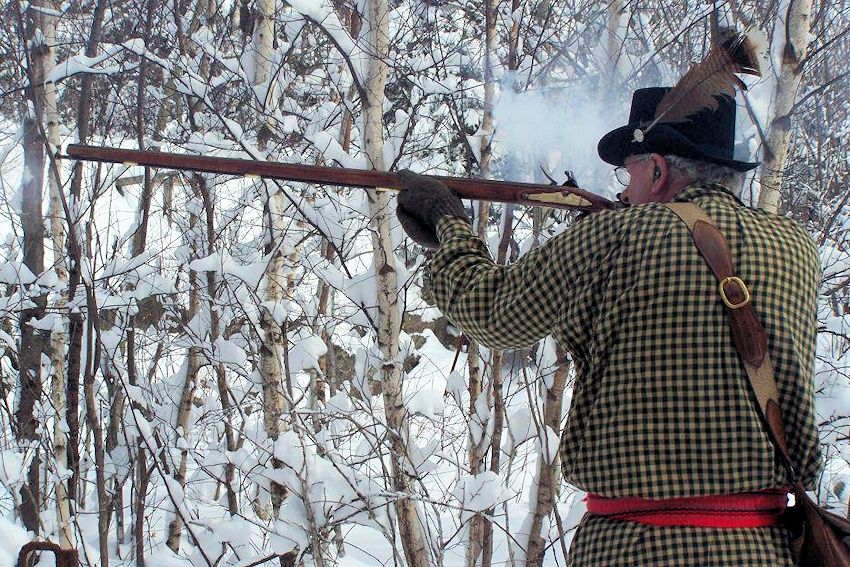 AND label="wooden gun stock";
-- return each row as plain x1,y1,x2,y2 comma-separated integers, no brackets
64,144,617,213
